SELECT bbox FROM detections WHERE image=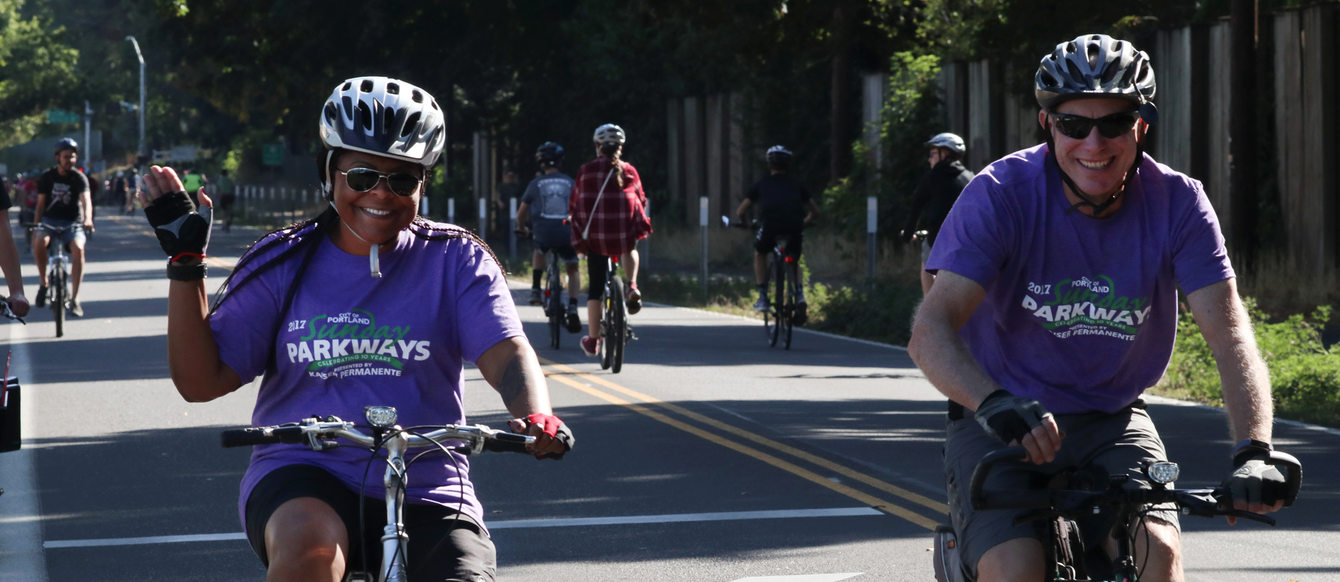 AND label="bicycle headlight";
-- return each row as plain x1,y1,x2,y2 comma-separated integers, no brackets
1146,461,1180,484
365,406,398,428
